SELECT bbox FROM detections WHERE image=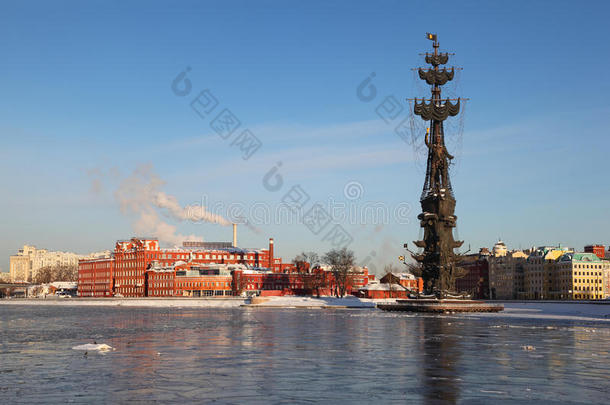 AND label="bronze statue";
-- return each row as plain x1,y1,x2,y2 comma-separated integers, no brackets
409,34,464,297
424,128,454,191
